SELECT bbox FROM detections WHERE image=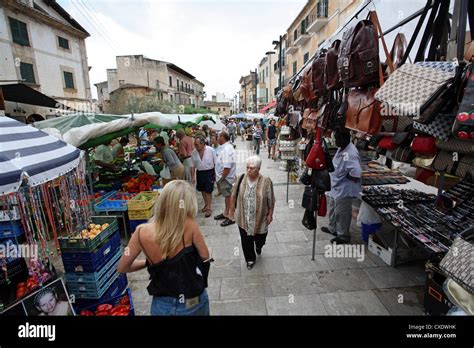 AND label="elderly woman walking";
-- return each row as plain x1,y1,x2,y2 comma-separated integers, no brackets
230,155,275,270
